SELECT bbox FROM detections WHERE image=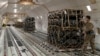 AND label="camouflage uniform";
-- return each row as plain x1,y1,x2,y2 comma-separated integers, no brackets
83,22,95,53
